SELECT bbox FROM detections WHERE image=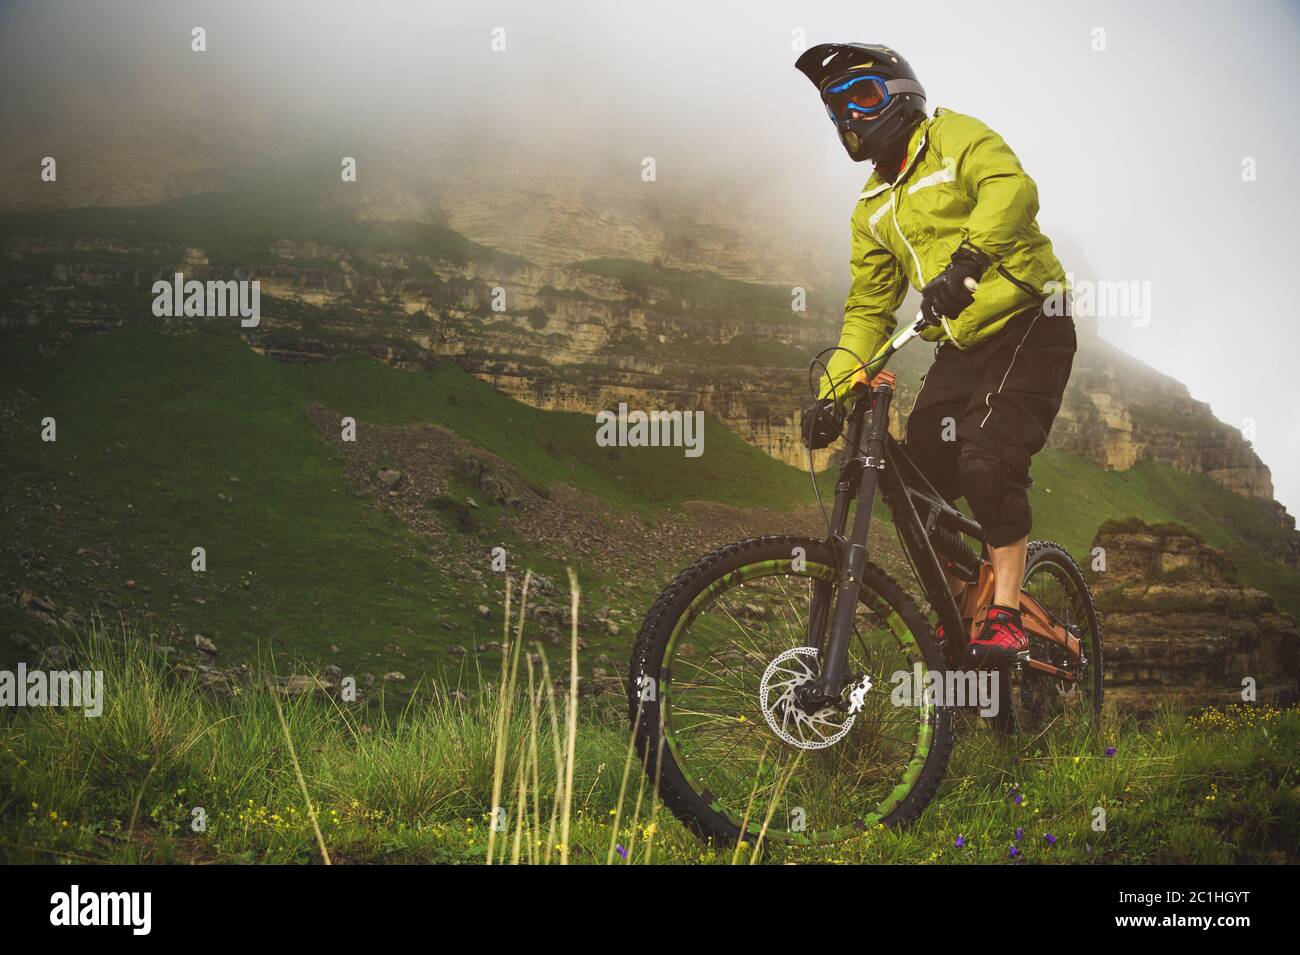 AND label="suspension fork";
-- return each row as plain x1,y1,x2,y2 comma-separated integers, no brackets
804,383,894,707
805,399,867,655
